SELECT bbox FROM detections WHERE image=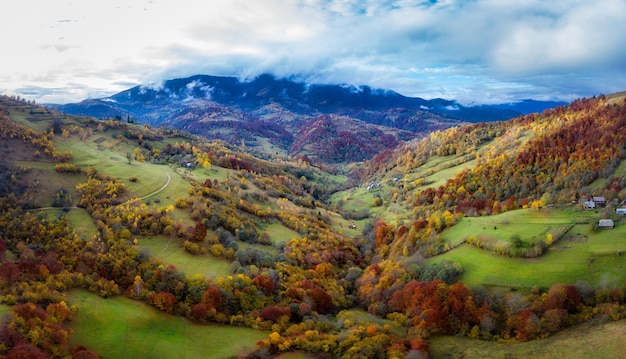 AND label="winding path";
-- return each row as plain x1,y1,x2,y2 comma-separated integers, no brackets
139,173,171,200
26,173,172,212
